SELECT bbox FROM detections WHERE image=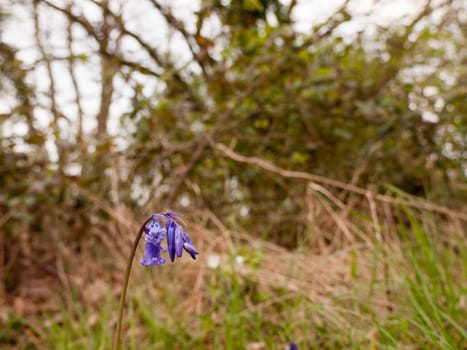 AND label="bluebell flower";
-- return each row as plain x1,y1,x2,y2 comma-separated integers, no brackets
286,342,298,350
140,212,199,266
